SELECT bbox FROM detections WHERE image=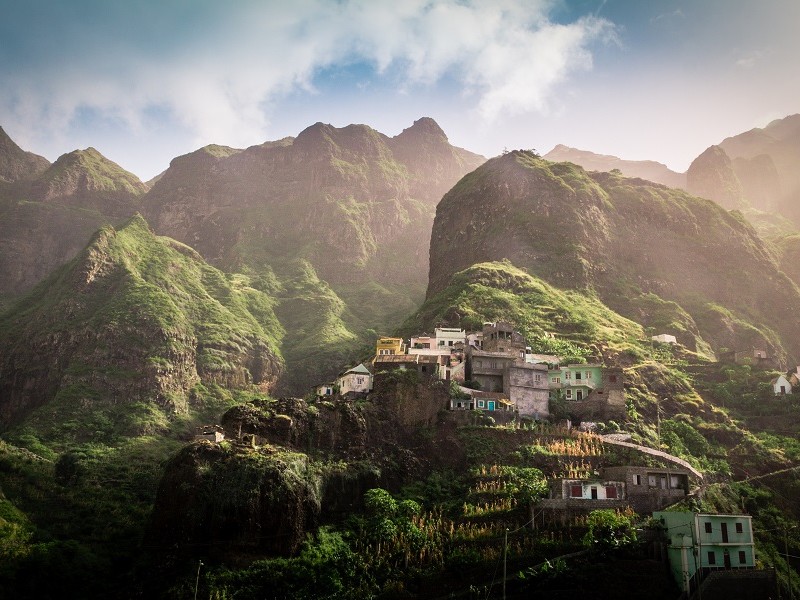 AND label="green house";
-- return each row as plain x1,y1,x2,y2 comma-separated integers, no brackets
653,511,755,594
548,363,604,401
